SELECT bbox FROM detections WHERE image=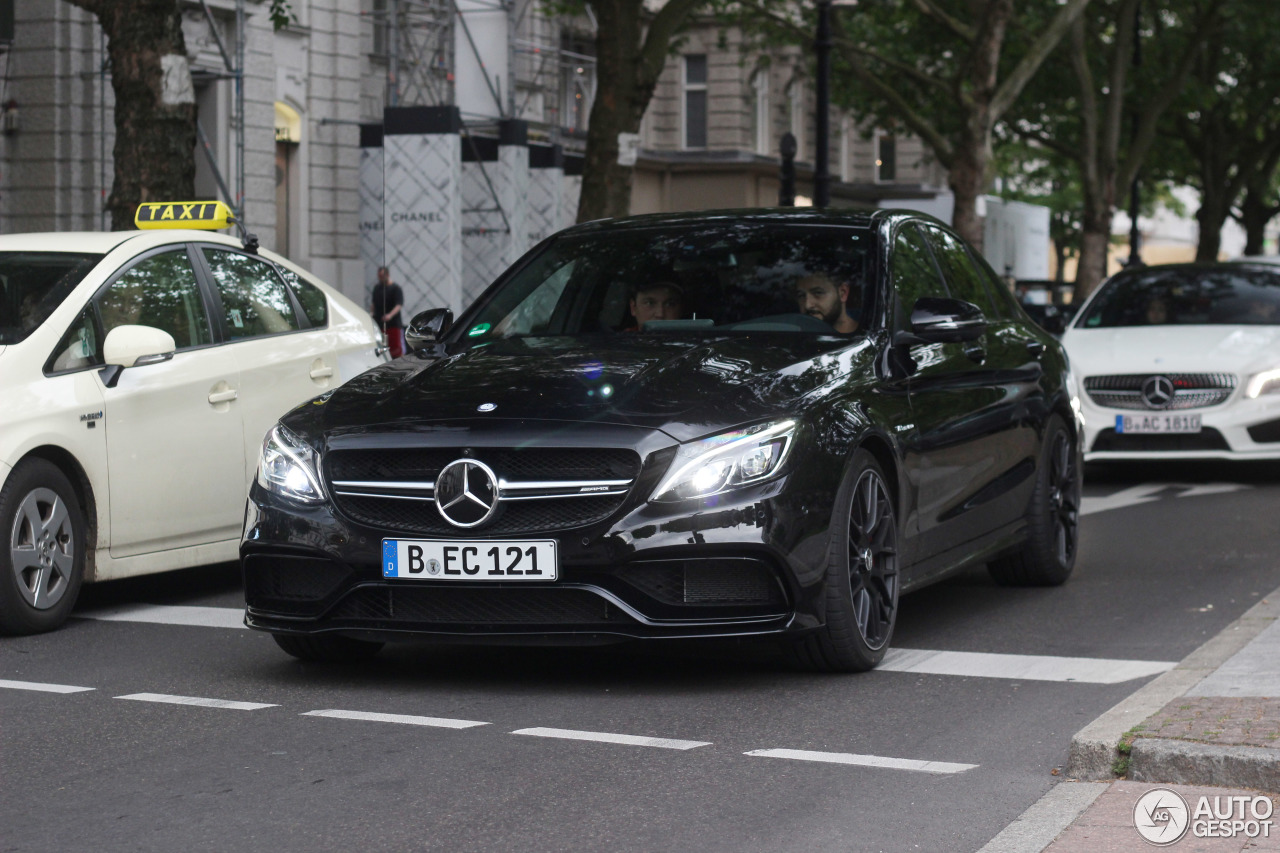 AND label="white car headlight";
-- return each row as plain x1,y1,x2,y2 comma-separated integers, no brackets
652,420,797,502
1246,367,1280,399
256,424,327,504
